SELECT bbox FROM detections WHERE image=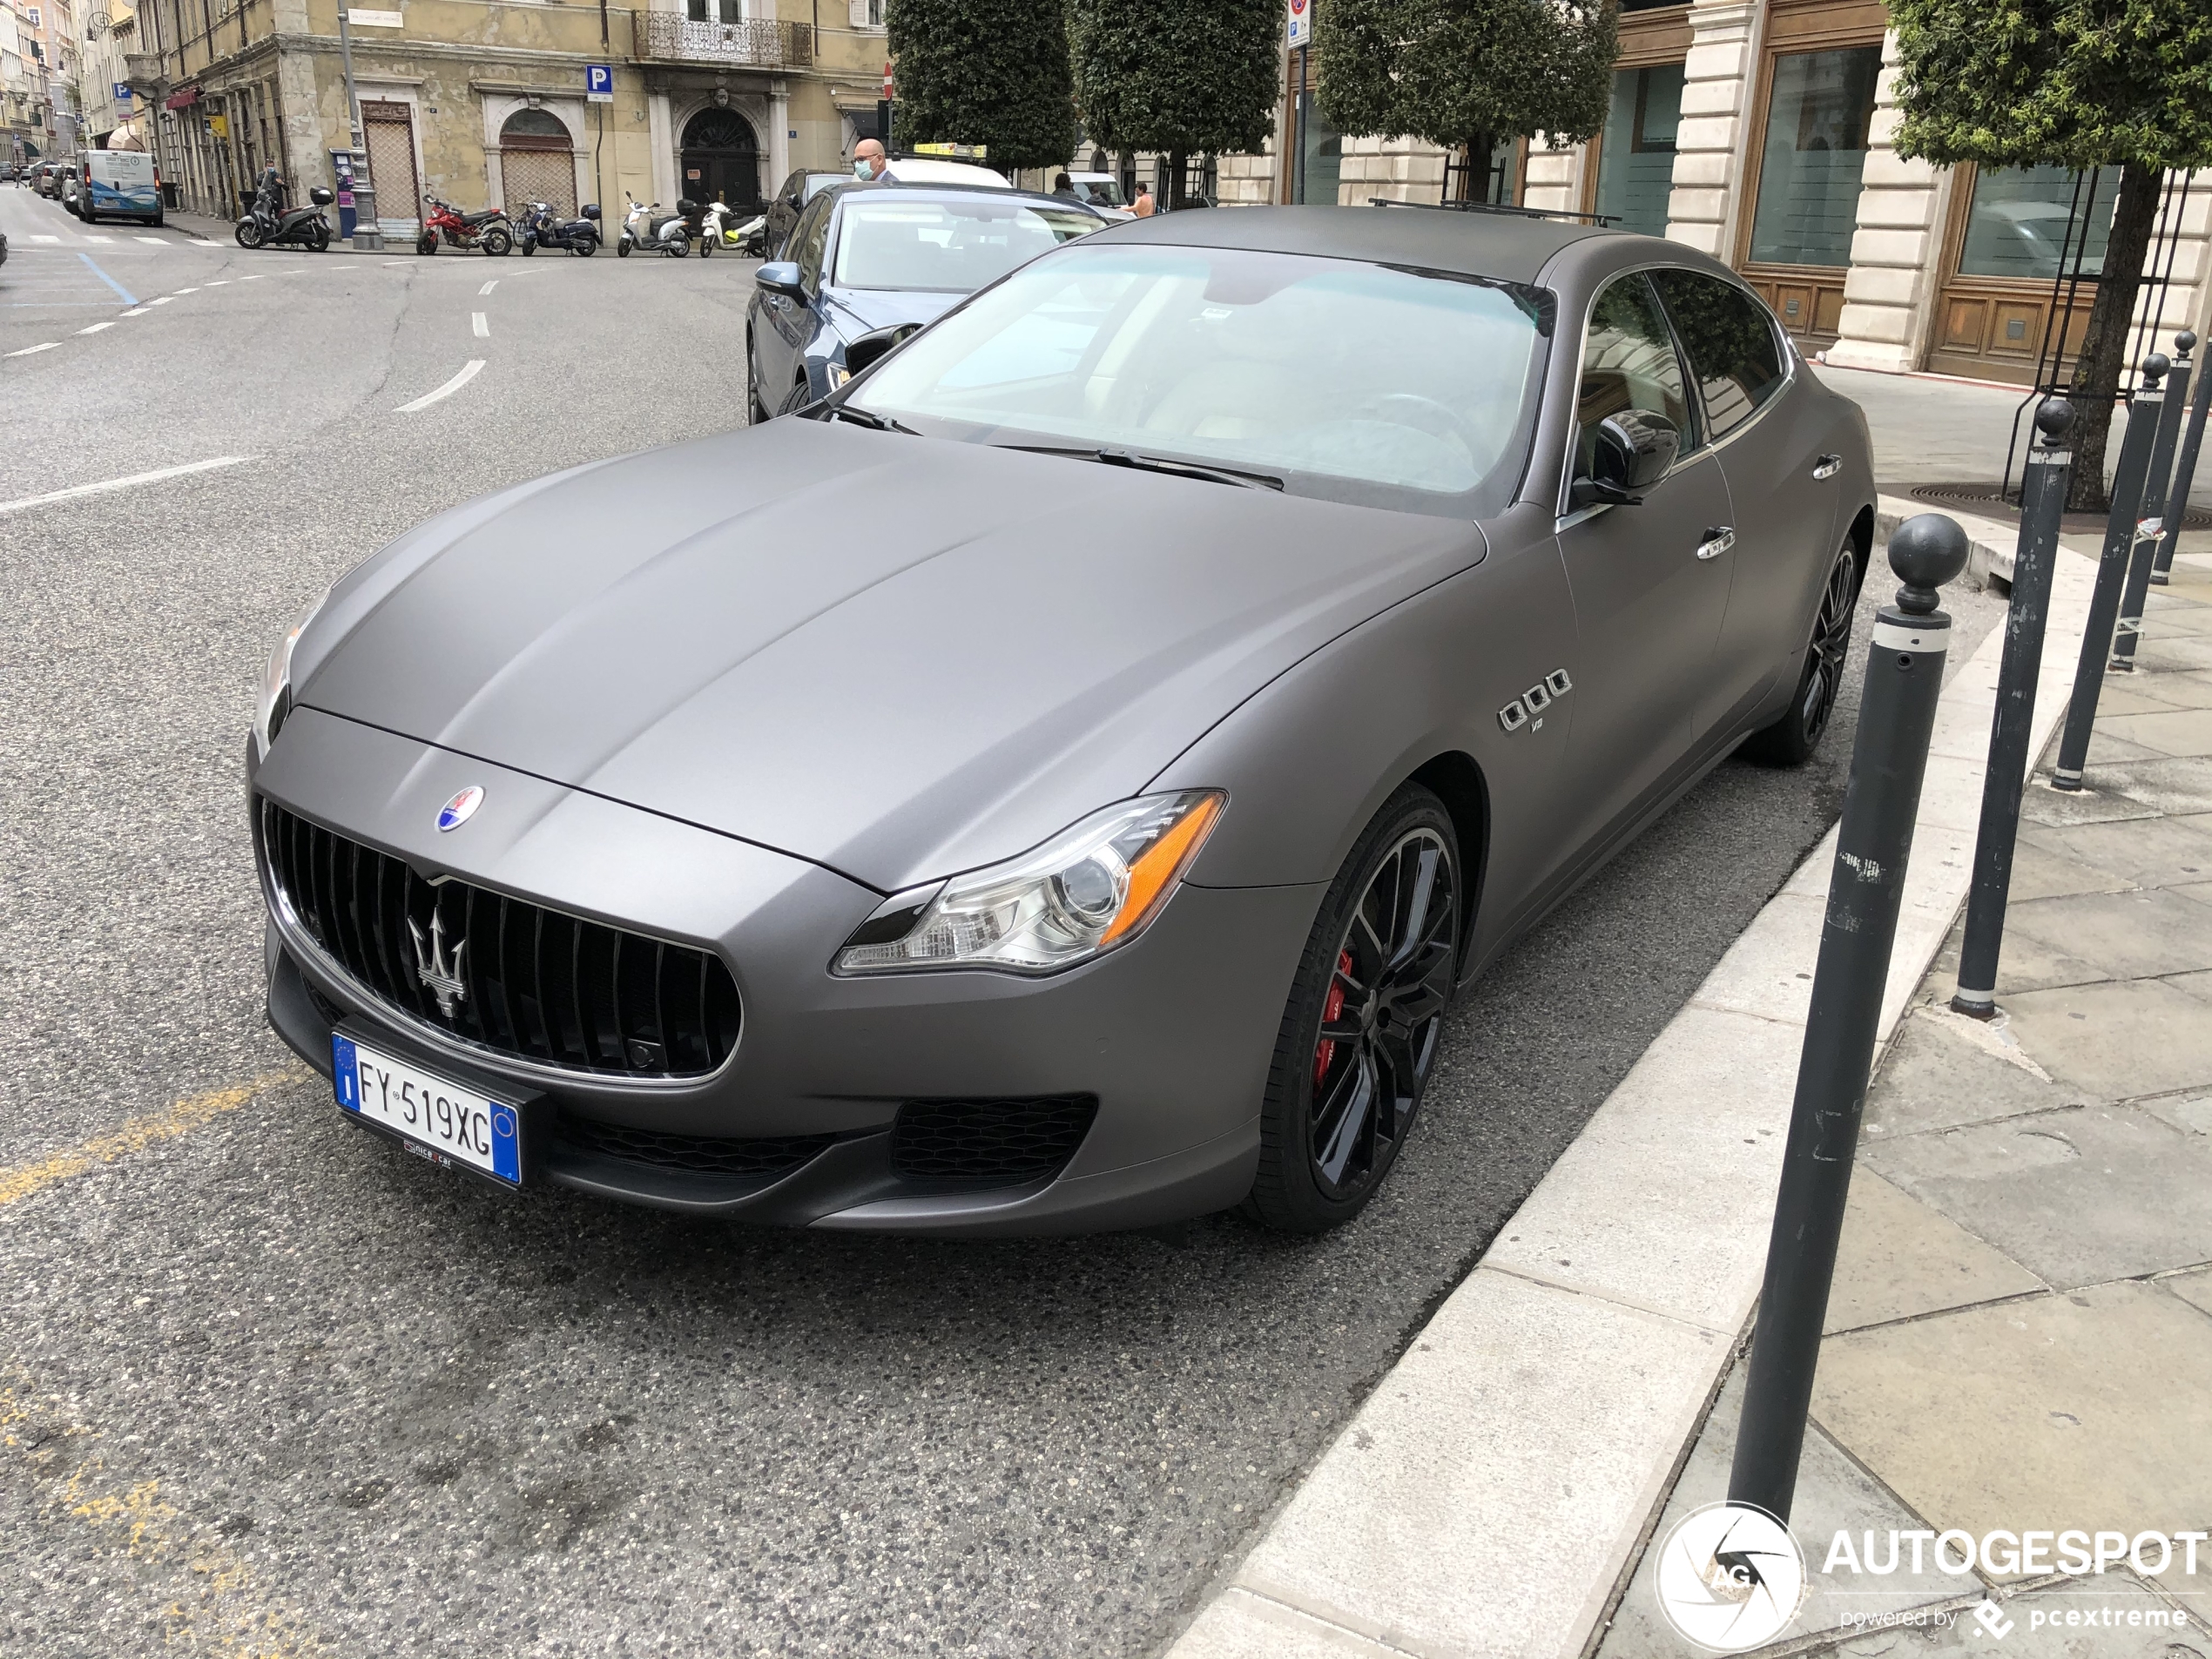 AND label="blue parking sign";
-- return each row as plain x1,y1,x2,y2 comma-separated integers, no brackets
585,63,613,102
